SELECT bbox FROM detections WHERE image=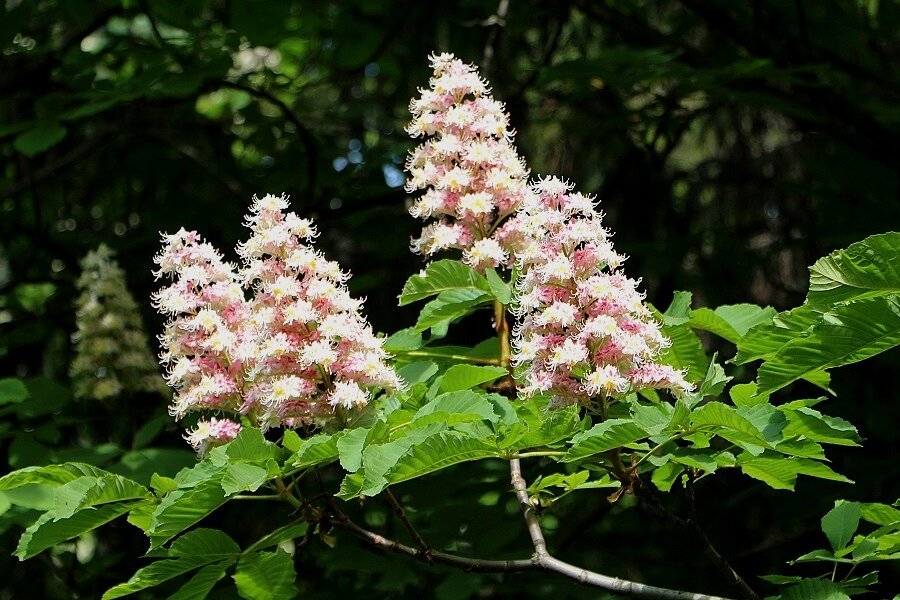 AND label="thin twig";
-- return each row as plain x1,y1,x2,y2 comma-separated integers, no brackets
218,80,319,195
333,511,534,573
685,477,761,600
482,0,511,76
394,350,503,366
384,488,433,561
509,458,550,557
636,481,756,600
